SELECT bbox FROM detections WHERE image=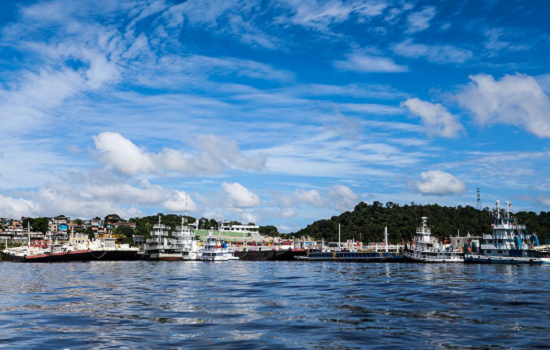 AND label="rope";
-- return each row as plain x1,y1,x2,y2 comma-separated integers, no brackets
91,251,108,259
